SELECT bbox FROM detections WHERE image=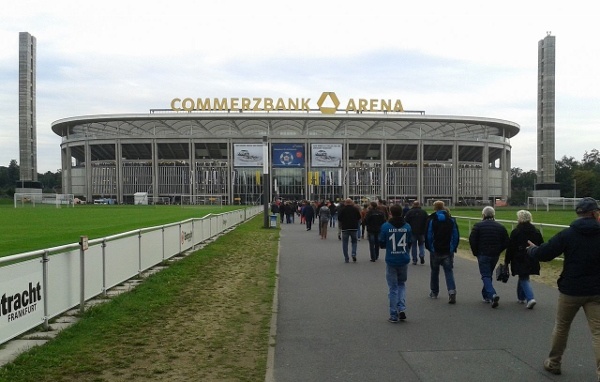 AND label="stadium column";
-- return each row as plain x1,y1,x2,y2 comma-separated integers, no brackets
152,140,159,202
482,144,490,203
452,143,459,206
417,140,424,204
189,138,194,199
116,142,123,204
262,135,270,228
85,140,92,203
502,148,509,202
380,143,386,201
